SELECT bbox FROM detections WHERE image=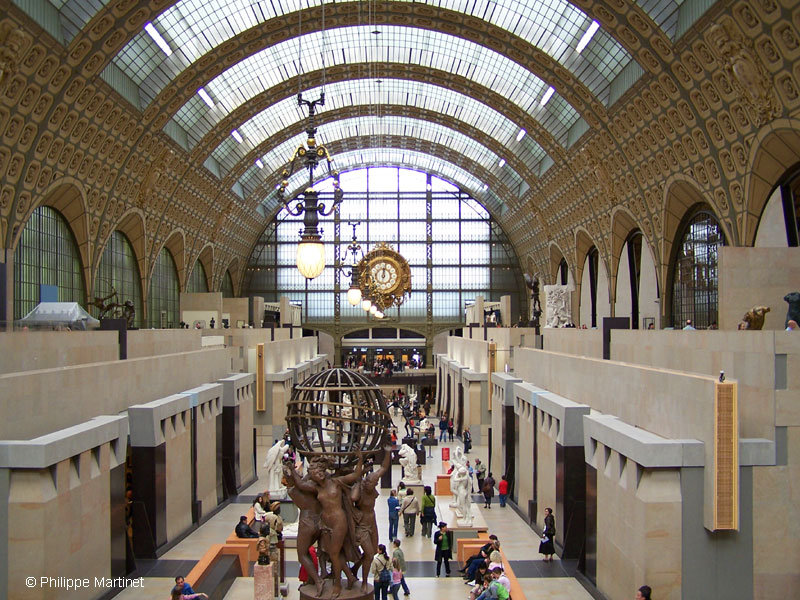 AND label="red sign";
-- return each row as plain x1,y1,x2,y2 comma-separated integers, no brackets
442,447,450,461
